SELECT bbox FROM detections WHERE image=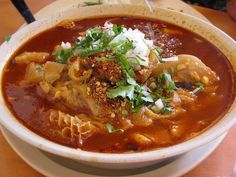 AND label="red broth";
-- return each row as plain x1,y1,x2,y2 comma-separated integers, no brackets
2,17,235,153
